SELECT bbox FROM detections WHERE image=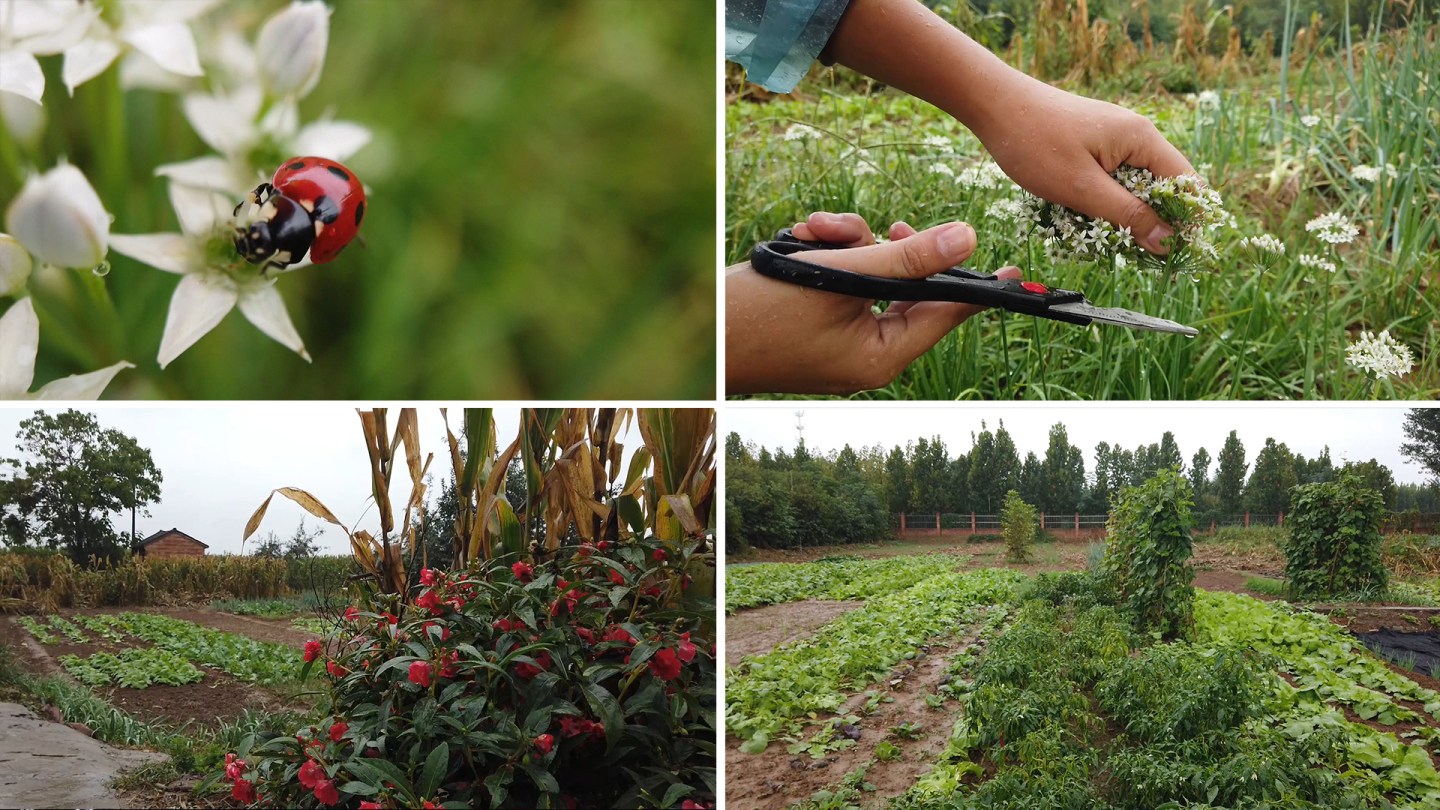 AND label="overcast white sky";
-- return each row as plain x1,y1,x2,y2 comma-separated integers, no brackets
0,406,636,556
725,404,1436,484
